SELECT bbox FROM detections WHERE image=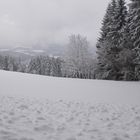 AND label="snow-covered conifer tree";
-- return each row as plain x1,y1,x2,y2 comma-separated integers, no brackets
127,0,140,80
96,0,128,80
